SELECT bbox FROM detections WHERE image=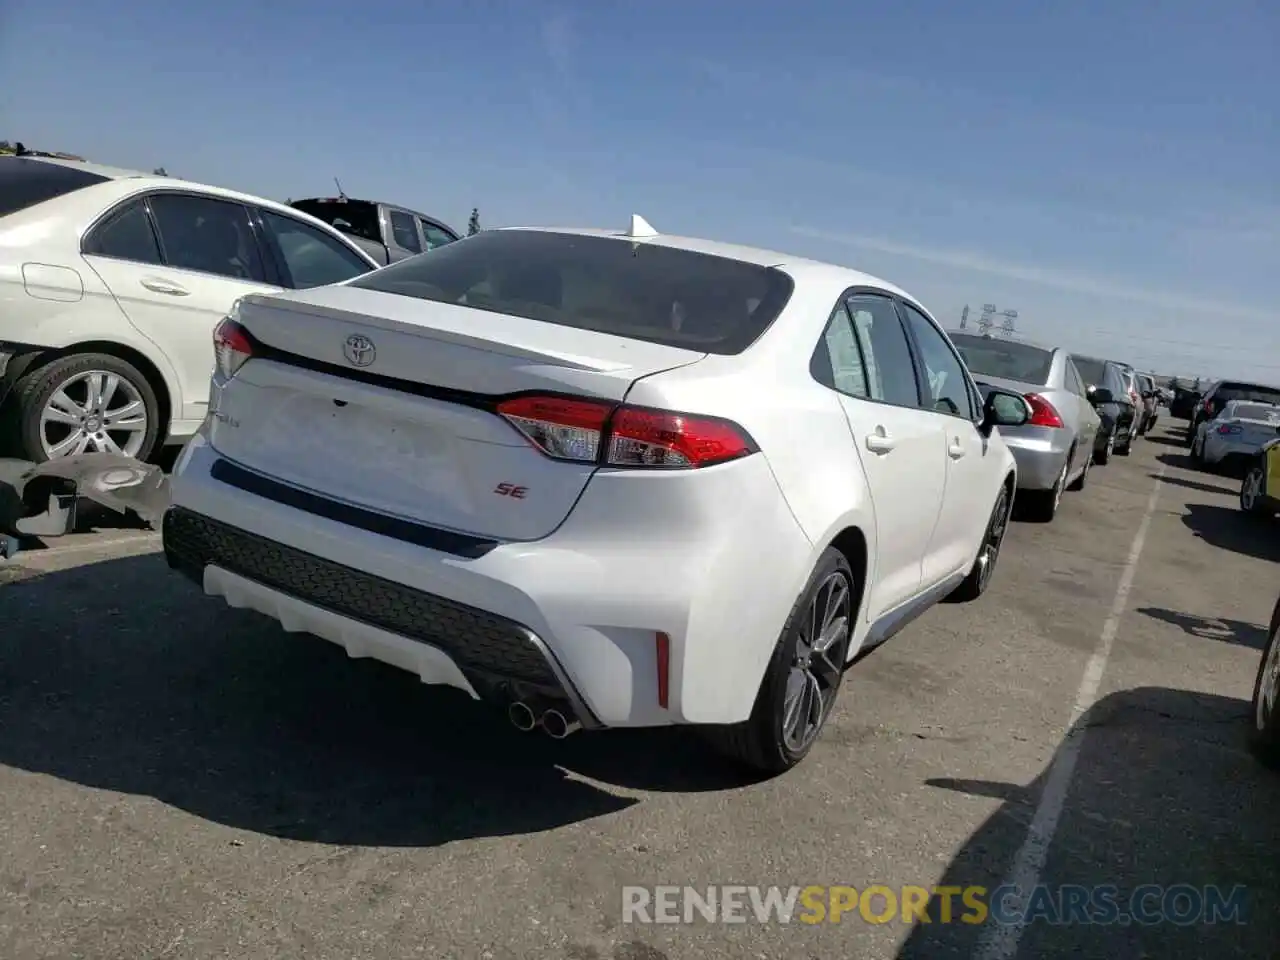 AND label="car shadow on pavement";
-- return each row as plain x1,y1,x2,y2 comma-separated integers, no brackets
1134,607,1269,651
1154,473,1236,497
1180,502,1280,564
1156,451,1198,471
897,686,1279,960
1142,432,1190,448
0,554,752,850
